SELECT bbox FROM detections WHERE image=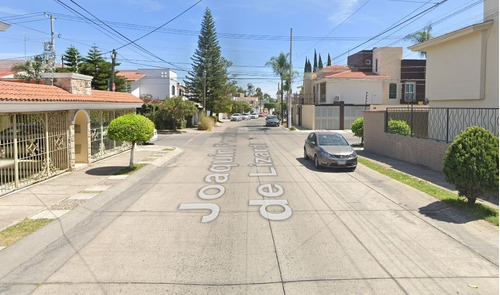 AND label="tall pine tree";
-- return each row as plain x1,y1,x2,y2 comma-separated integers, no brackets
313,50,318,72
185,8,231,115
327,53,332,66
318,54,323,70
62,45,83,73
